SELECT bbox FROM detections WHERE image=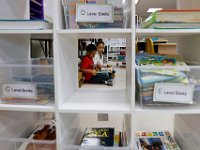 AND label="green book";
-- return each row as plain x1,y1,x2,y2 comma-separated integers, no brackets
142,9,200,29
